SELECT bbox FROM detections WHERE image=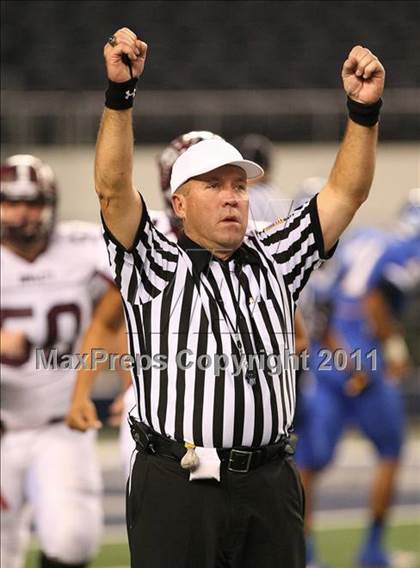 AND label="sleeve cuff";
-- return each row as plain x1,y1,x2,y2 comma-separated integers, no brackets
100,193,149,254
308,194,338,260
